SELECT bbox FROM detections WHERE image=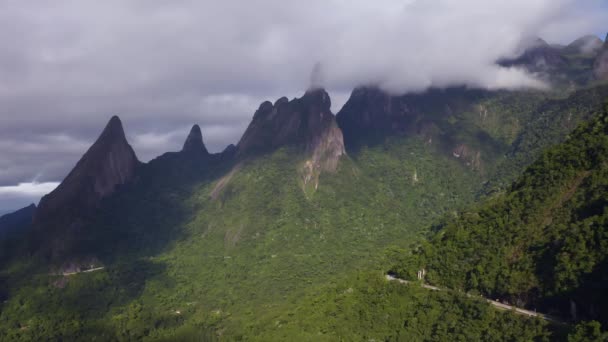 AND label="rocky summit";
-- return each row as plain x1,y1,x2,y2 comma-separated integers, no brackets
33,116,139,255
182,124,209,155
237,88,345,191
